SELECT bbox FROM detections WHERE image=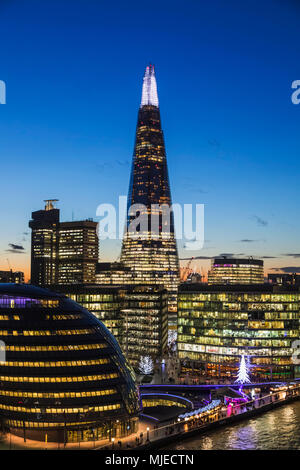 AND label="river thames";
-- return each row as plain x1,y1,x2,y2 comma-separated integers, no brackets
166,401,300,450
